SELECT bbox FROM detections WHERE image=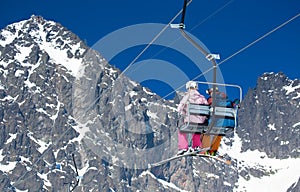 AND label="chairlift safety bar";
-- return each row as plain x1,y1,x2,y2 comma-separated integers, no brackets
196,81,243,102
